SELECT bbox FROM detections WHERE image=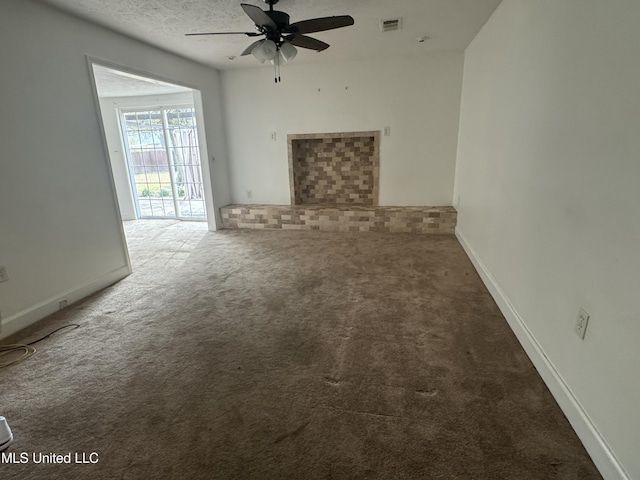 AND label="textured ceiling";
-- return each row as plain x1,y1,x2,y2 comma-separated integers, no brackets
36,0,502,70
